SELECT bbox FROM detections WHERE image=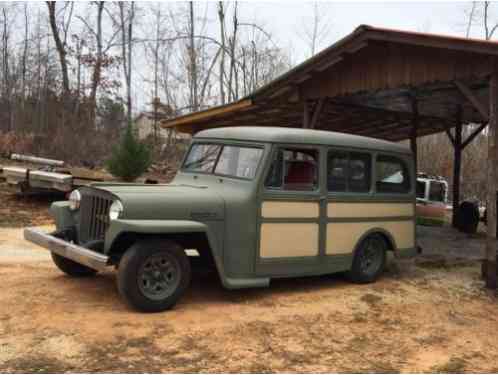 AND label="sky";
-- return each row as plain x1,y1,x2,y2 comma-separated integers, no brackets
222,1,474,64
129,1,480,110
